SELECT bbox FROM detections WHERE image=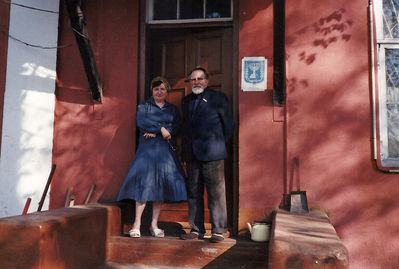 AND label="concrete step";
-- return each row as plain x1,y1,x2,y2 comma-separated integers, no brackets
121,221,230,239
99,261,196,269
106,235,269,268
